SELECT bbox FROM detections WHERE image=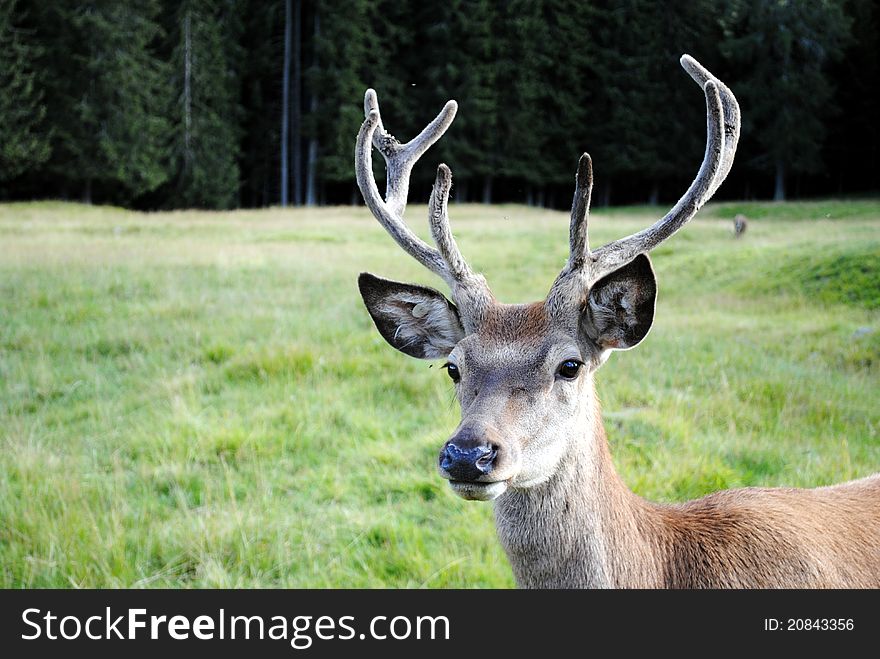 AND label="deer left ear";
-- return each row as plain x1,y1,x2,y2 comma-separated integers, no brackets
581,254,657,351
358,272,465,359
